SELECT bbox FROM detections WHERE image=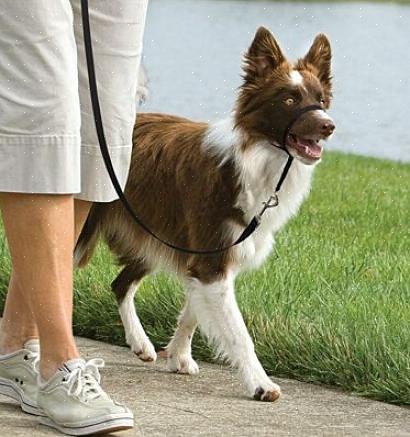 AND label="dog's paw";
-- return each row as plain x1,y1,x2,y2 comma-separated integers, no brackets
167,354,199,375
253,383,281,402
128,337,157,362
